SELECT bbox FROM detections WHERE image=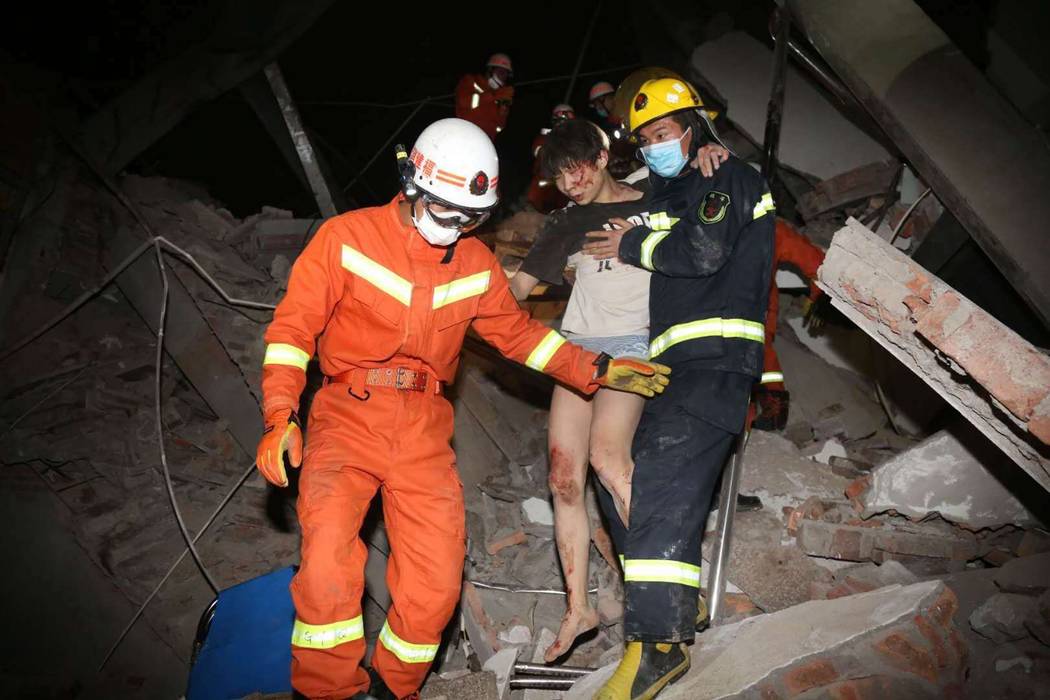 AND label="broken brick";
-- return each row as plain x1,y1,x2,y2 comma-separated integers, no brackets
873,631,938,683
844,475,870,510
485,529,526,556
783,659,839,695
